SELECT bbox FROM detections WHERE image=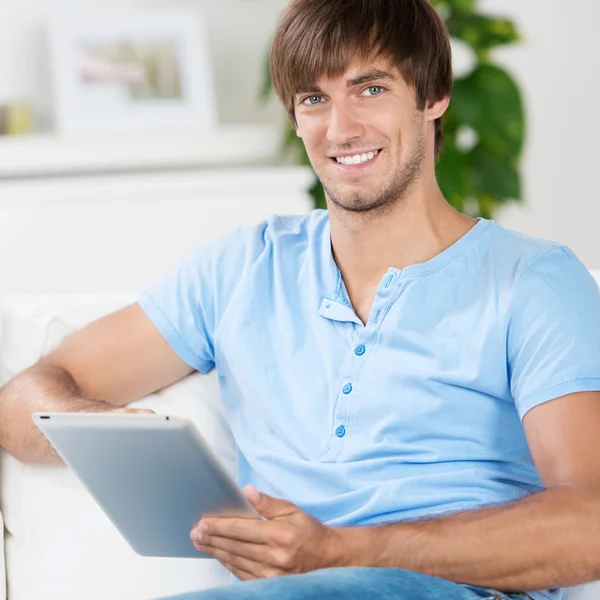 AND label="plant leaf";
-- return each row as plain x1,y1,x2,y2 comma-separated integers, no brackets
447,14,521,51
434,0,475,15
452,64,525,158
469,144,522,201
436,144,474,201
